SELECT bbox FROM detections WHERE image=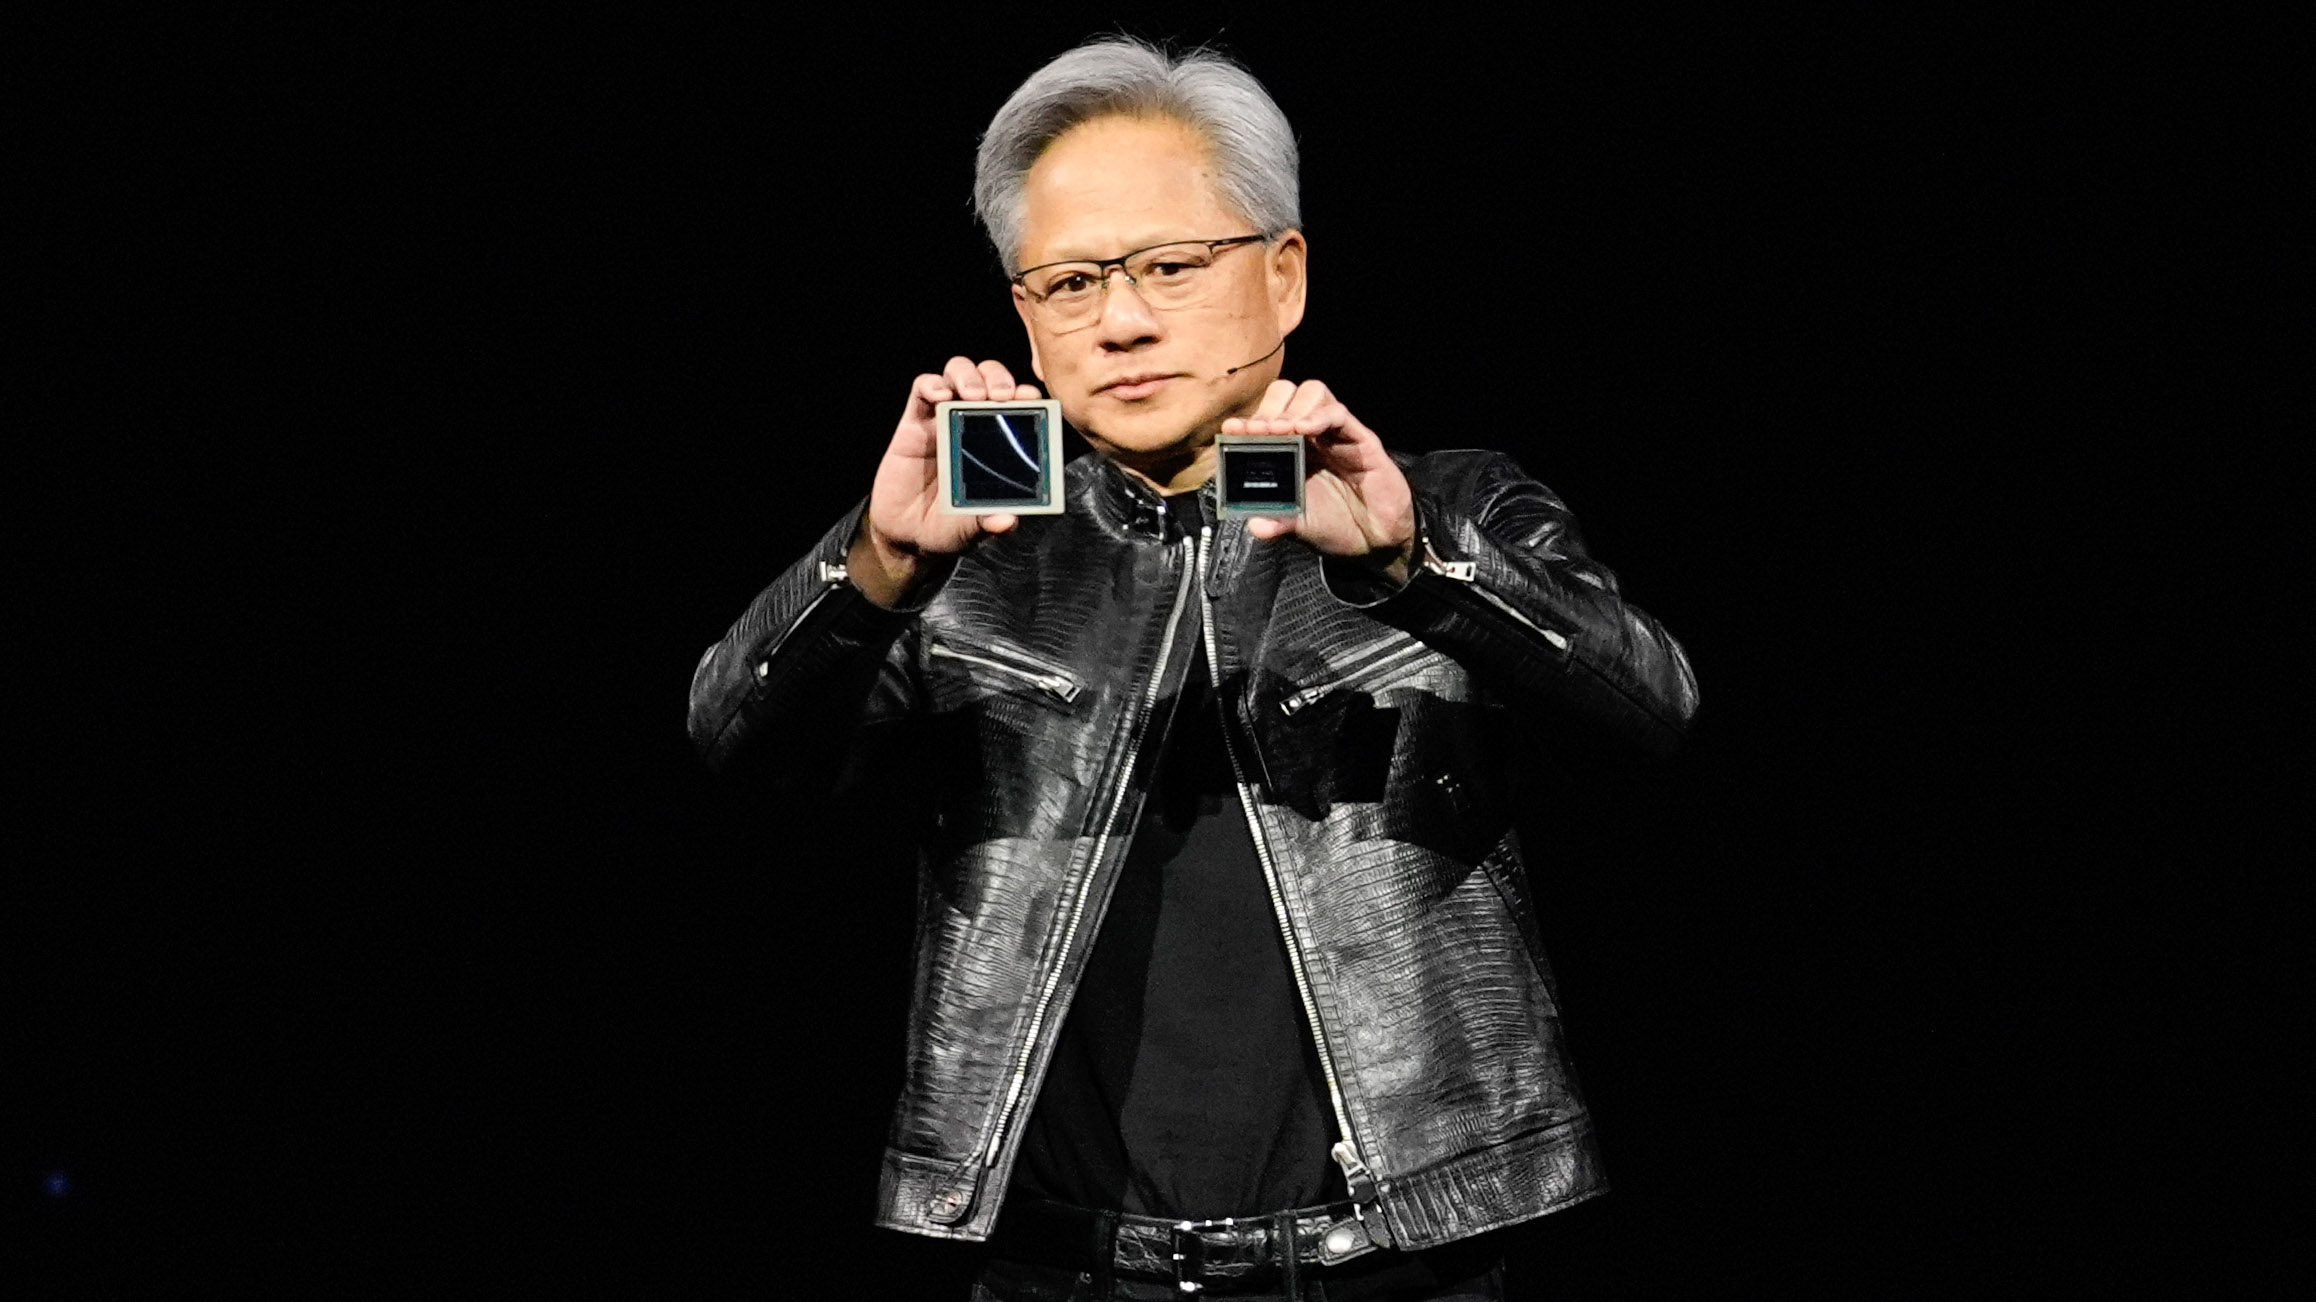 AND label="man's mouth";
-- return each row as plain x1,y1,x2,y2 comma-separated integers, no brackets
1100,373,1176,400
